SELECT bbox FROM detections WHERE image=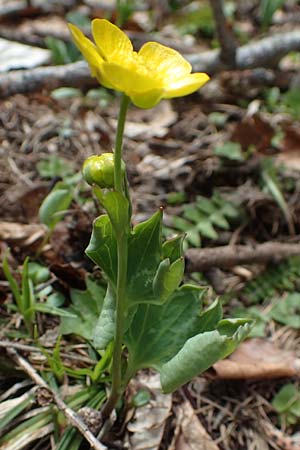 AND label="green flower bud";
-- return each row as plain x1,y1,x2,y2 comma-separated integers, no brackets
83,153,124,188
